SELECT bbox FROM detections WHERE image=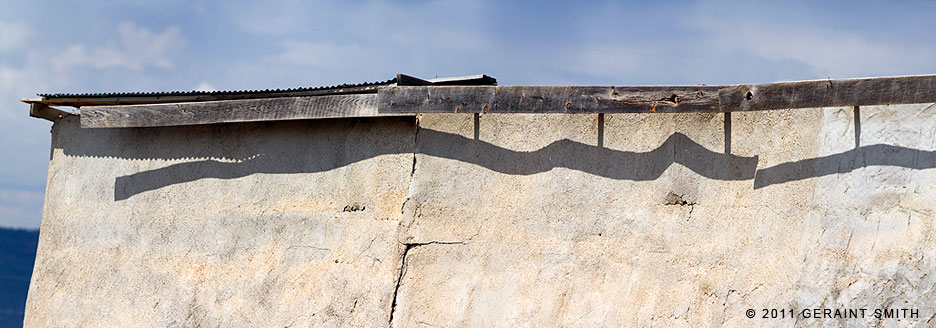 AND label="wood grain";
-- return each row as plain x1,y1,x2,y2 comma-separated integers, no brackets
381,75,936,114
80,94,407,128
718,75,936,111
73,74,936,128
378,86,720,113
28,103,74,121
